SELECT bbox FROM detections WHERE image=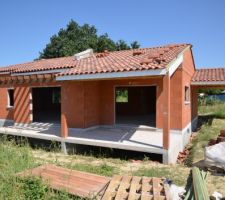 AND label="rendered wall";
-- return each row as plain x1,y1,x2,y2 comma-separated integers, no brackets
61,77,164,129
181,48,196,128
0,81,61,124
0,88,14,120
61,81,100,128
14,86,31,123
